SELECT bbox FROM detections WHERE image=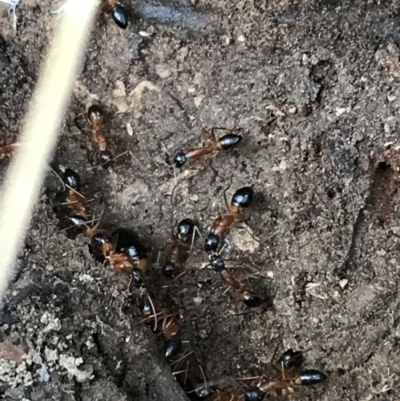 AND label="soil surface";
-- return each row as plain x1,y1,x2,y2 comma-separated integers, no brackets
1,0,400,400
